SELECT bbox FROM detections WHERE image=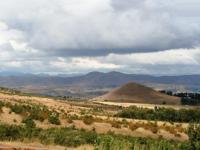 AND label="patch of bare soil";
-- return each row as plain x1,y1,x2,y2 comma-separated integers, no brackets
0,107,22,125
